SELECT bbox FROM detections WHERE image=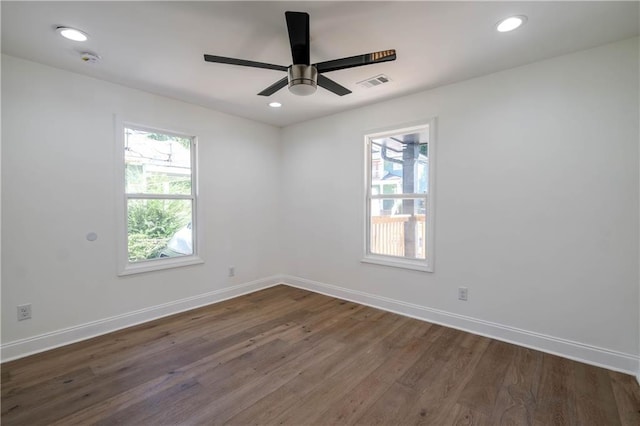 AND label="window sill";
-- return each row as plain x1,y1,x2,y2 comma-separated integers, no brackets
361,255,433,272
118,256,204,276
